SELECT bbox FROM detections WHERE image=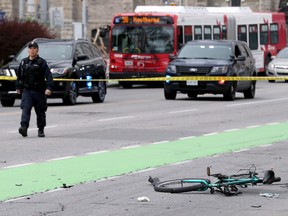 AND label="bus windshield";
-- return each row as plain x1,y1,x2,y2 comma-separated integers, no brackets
111,26,174,54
